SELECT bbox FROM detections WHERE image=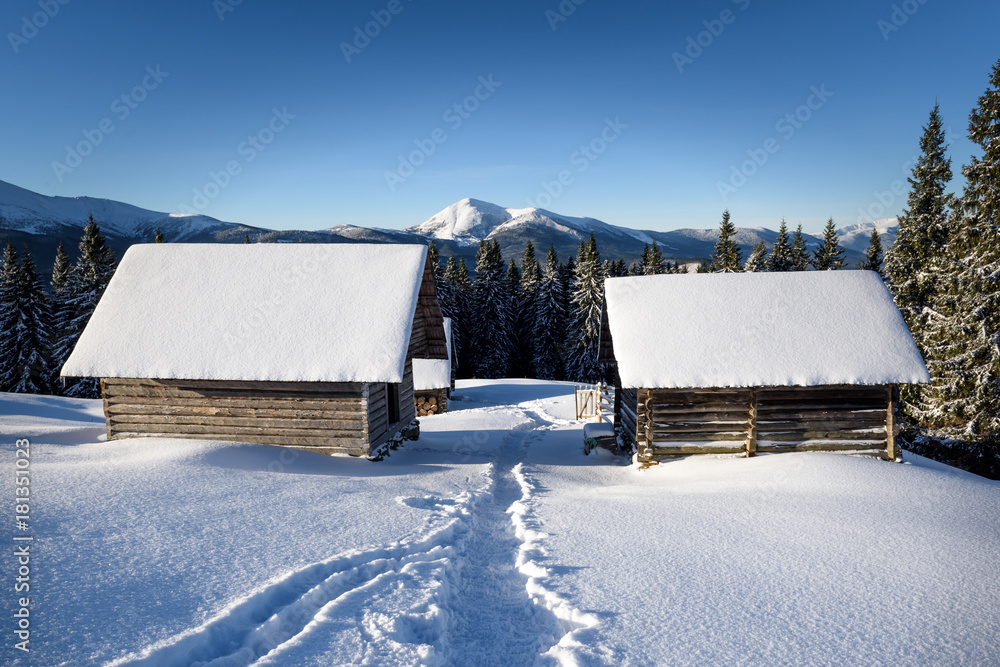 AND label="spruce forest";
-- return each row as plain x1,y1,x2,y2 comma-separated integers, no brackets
2,59,998,478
